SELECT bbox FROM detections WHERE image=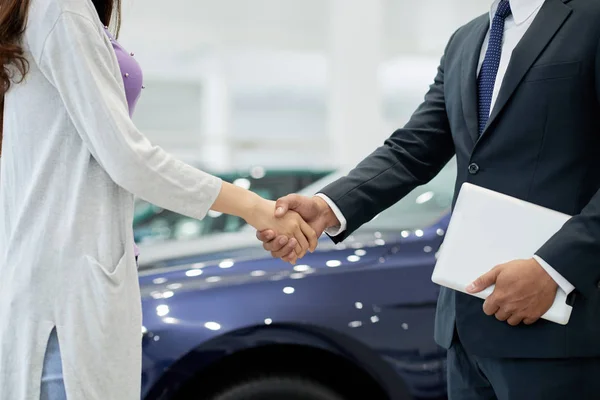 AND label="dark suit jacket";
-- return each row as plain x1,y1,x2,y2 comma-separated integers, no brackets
320,0,600,358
